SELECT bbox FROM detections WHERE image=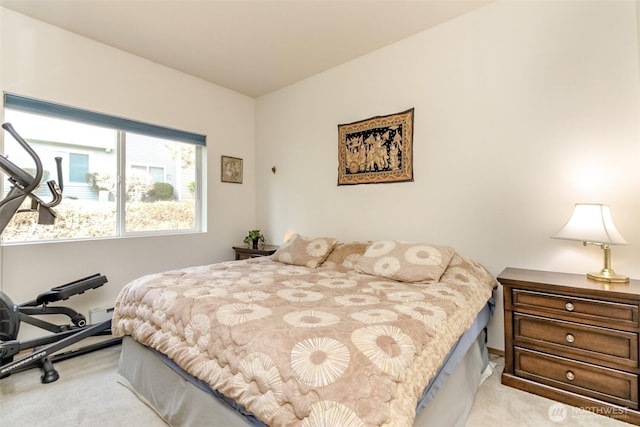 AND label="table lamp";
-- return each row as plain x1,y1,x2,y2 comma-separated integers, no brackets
552,203,629,283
